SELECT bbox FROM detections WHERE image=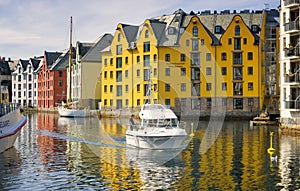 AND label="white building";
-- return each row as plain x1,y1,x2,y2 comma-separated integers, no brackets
12,58,42,107
280,0,300,128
